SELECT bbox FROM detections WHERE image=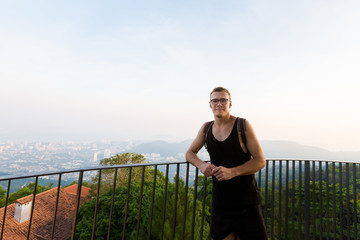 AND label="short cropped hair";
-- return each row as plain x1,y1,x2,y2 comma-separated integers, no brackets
210,87,231,100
